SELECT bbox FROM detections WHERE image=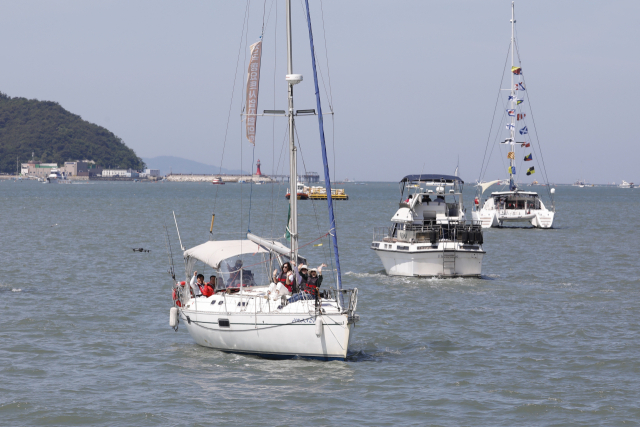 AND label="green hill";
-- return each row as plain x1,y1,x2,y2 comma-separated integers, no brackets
0,92,144,173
